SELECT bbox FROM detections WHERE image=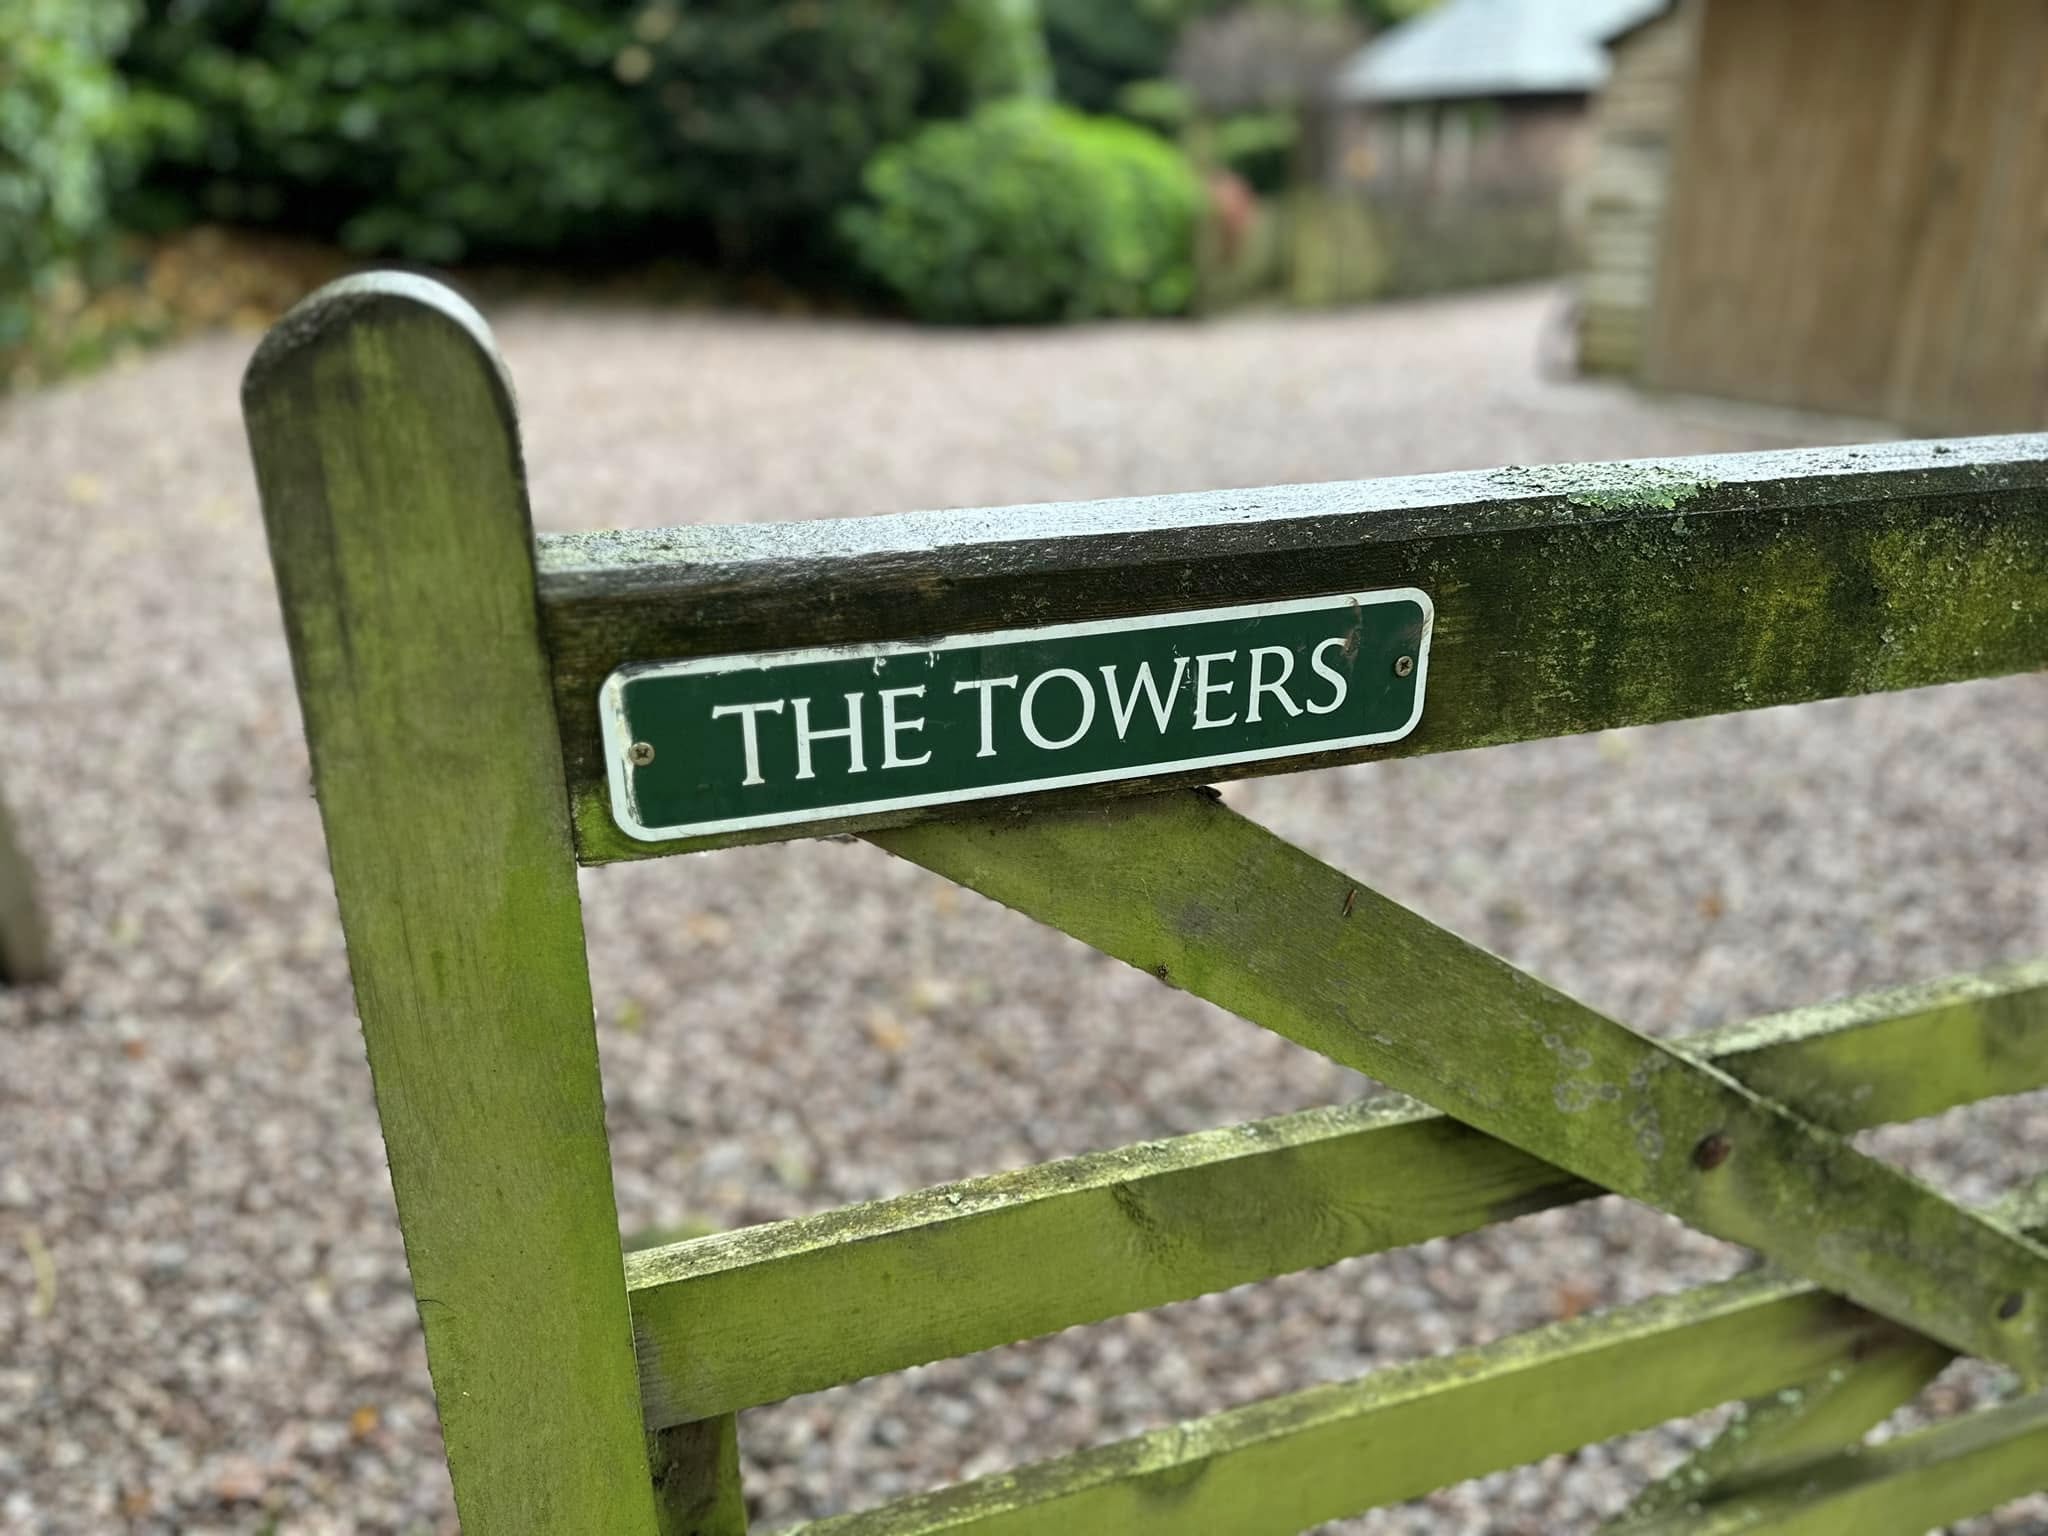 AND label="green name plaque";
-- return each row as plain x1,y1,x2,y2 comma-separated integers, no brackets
600,589,1433,841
